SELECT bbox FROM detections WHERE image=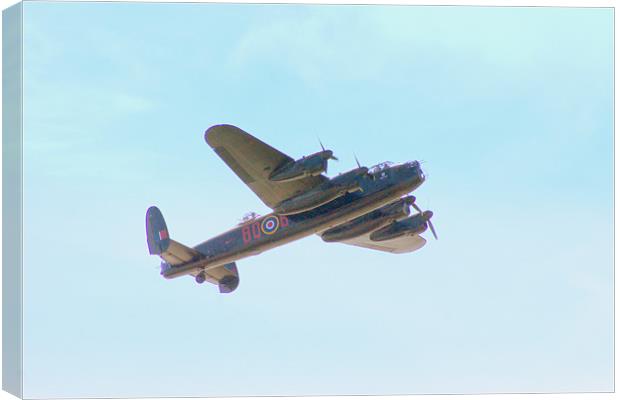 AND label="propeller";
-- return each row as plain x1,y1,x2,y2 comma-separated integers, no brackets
318,139,338,161
354,154,362,168
424,211,438,240
408,197,438,240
